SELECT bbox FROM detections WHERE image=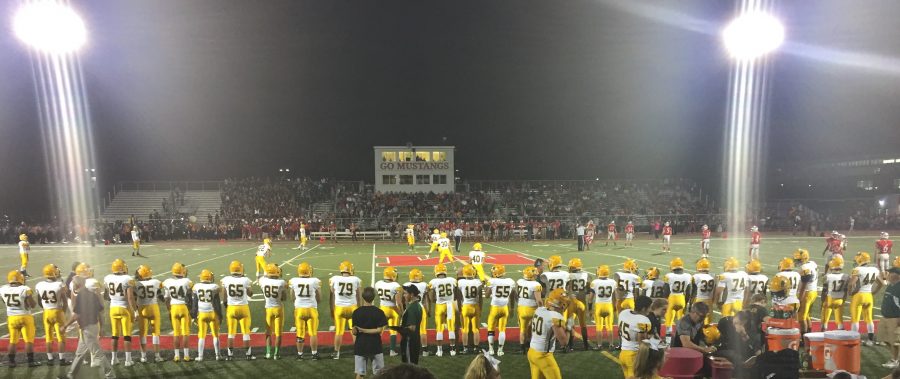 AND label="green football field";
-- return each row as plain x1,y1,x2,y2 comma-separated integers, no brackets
0,232,895,378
